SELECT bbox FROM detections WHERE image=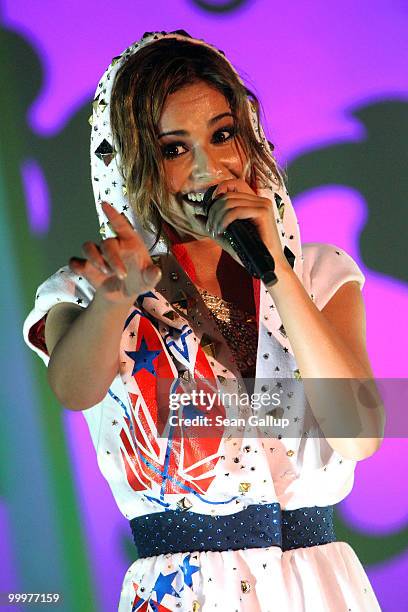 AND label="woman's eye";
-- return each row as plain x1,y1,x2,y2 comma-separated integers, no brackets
161,143,185,159
212,126,237,143
161,126,237,160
